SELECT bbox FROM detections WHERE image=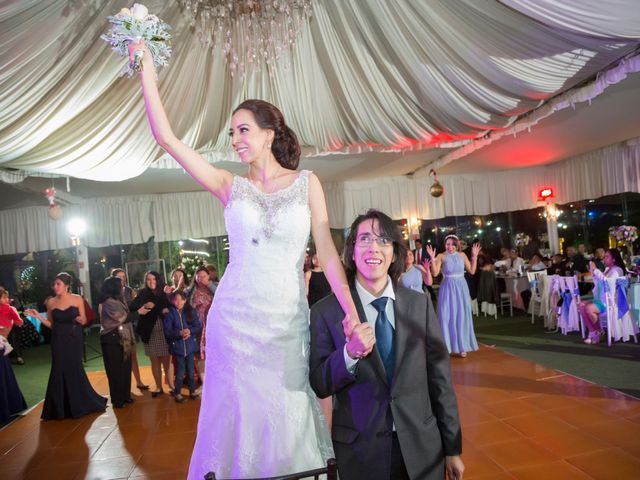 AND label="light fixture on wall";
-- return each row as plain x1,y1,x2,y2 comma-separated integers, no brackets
429,169,443,198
